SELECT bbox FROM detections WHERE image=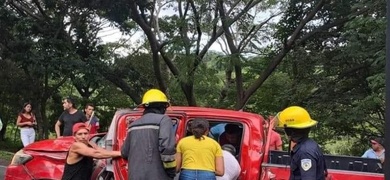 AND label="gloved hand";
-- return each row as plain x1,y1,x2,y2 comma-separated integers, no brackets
165,167,176,179
163,160,177,179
